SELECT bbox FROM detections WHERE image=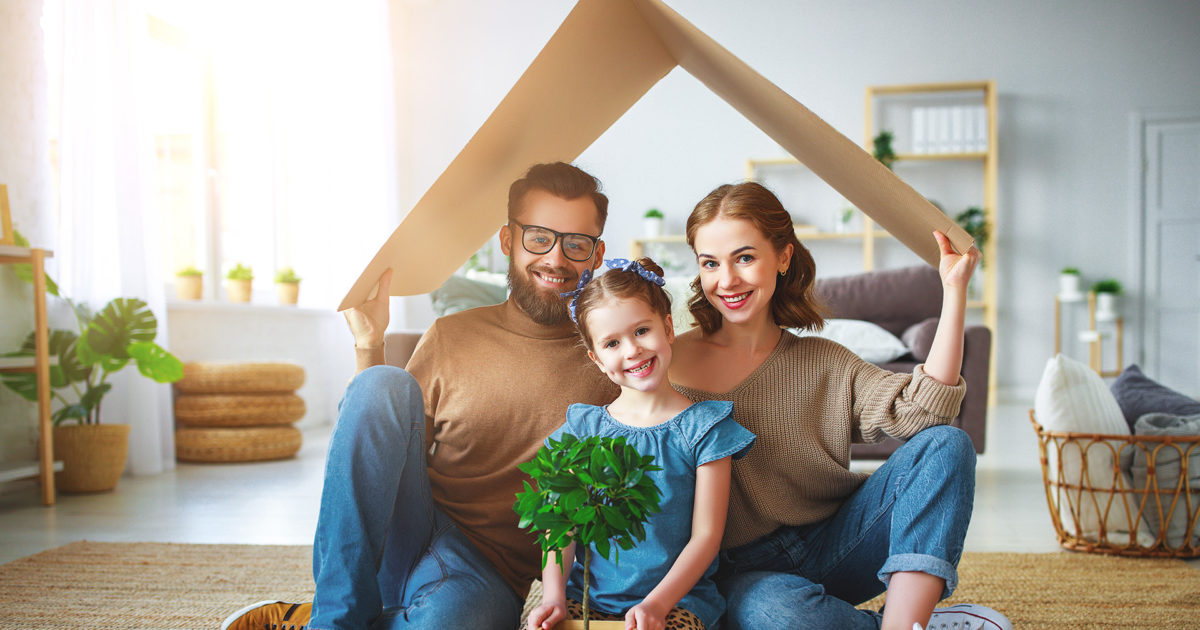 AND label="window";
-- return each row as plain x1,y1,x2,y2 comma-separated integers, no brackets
140,1,398,306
